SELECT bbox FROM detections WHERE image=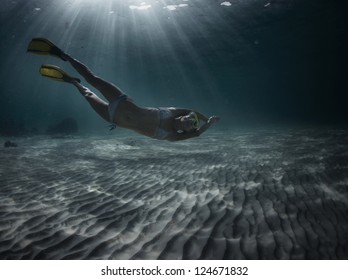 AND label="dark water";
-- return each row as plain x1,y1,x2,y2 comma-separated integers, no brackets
0,0,347,135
